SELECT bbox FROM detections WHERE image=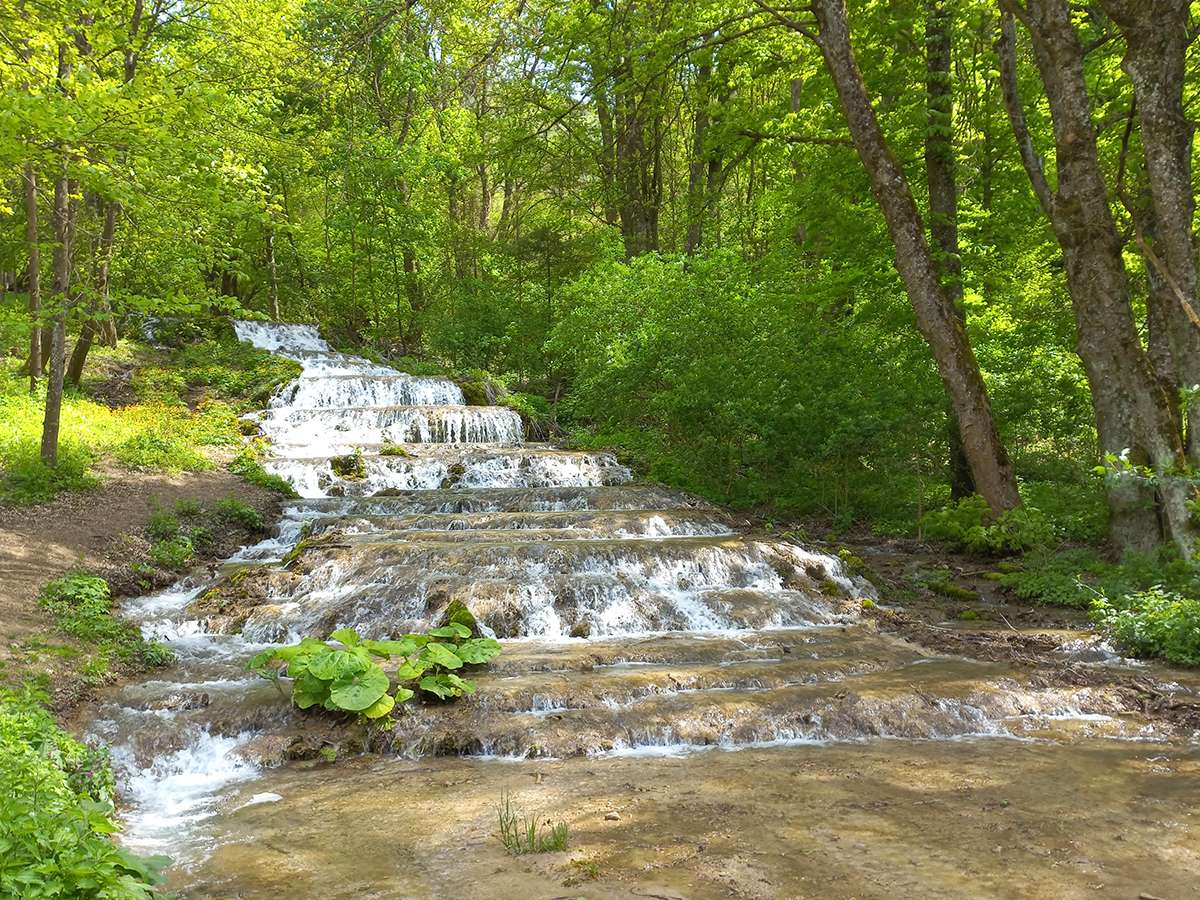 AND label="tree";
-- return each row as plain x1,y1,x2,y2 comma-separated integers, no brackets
998,0,1195,554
